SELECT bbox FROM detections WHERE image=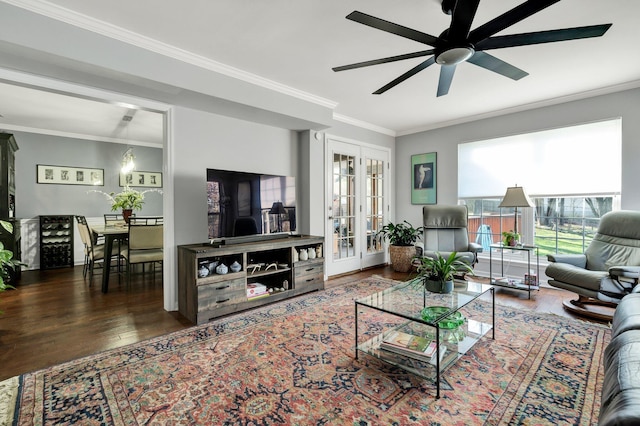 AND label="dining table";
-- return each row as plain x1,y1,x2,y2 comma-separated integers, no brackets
90,224,129,293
